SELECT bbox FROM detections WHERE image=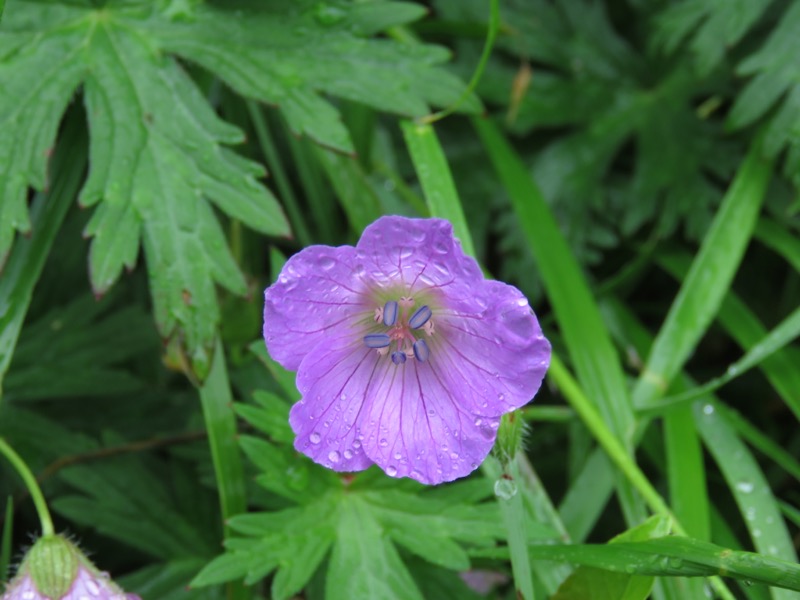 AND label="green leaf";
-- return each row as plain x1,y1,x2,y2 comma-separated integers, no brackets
631,137,773,406
552,516,671,600
5,295,154,402
327,494,424,600
400,120,476,257
198,338,248,533
121,558,226,600
234,391,293,443
0,497,12,593
52,452,218,560
729,2,800,167
0,2,292,377
655,0,772,74
154,1,479,154
693,402,798,569
0,113,86,398
477,537,800,592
